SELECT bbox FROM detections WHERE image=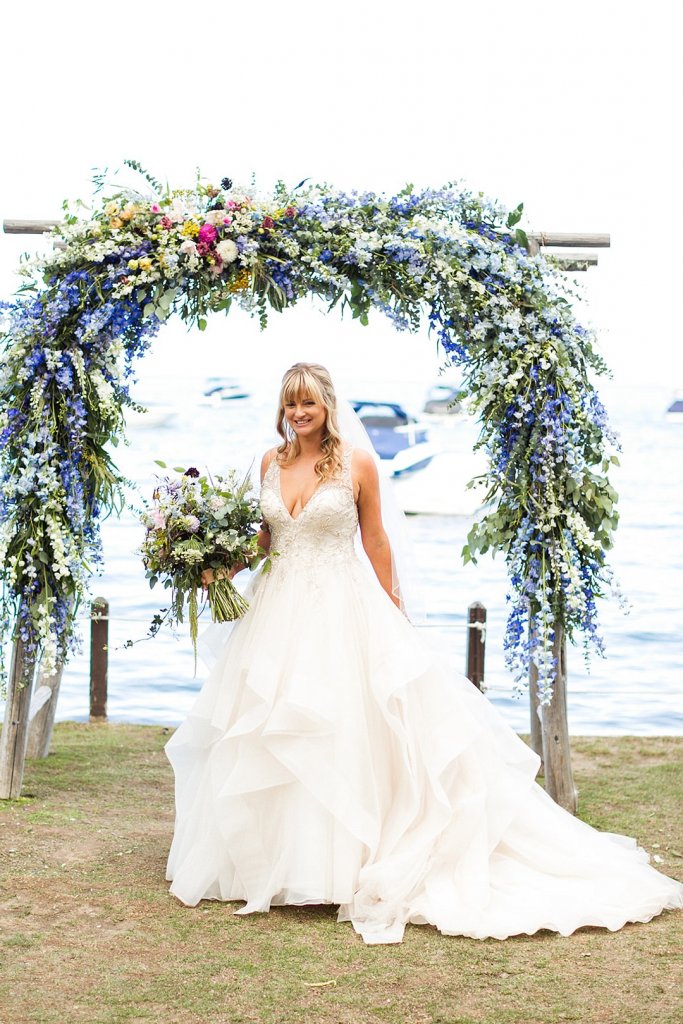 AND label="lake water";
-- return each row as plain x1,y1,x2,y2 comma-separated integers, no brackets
3,374,682,736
